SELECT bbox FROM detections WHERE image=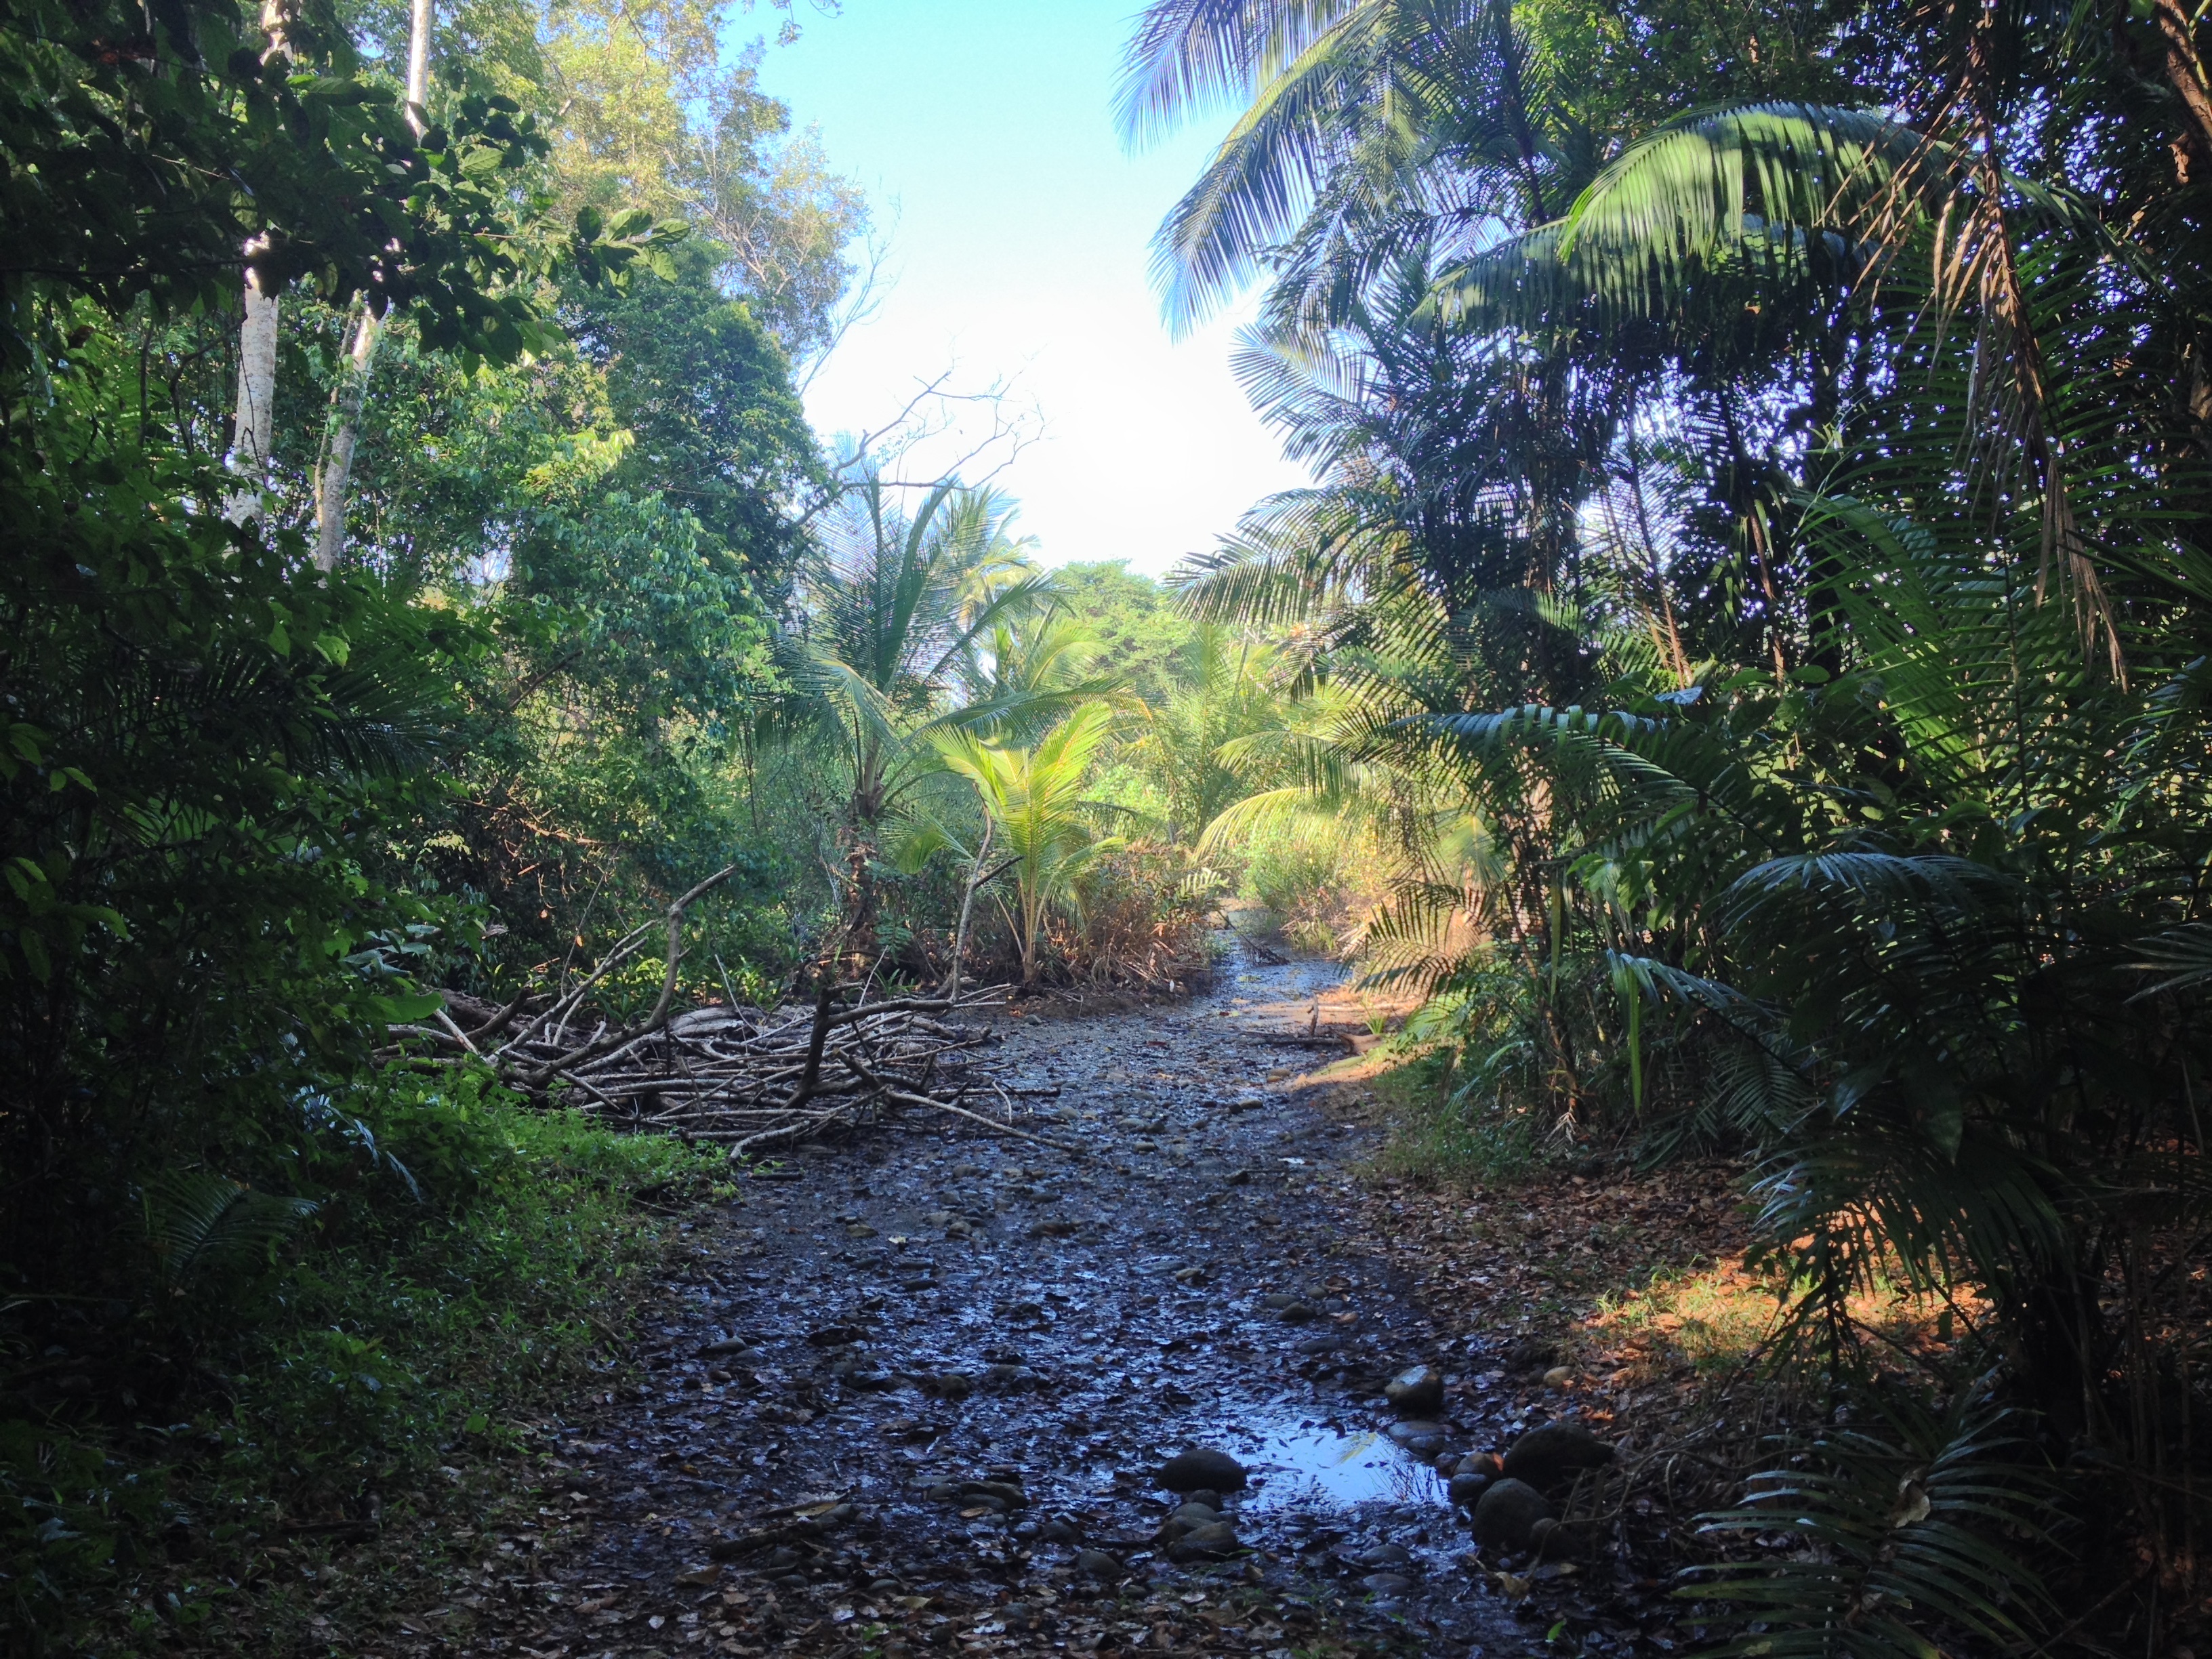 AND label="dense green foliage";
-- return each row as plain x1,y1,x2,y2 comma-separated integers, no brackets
0,0,855,1642
0,0,1303,1637
1128,0,2212,1647
33,0,2209,1643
